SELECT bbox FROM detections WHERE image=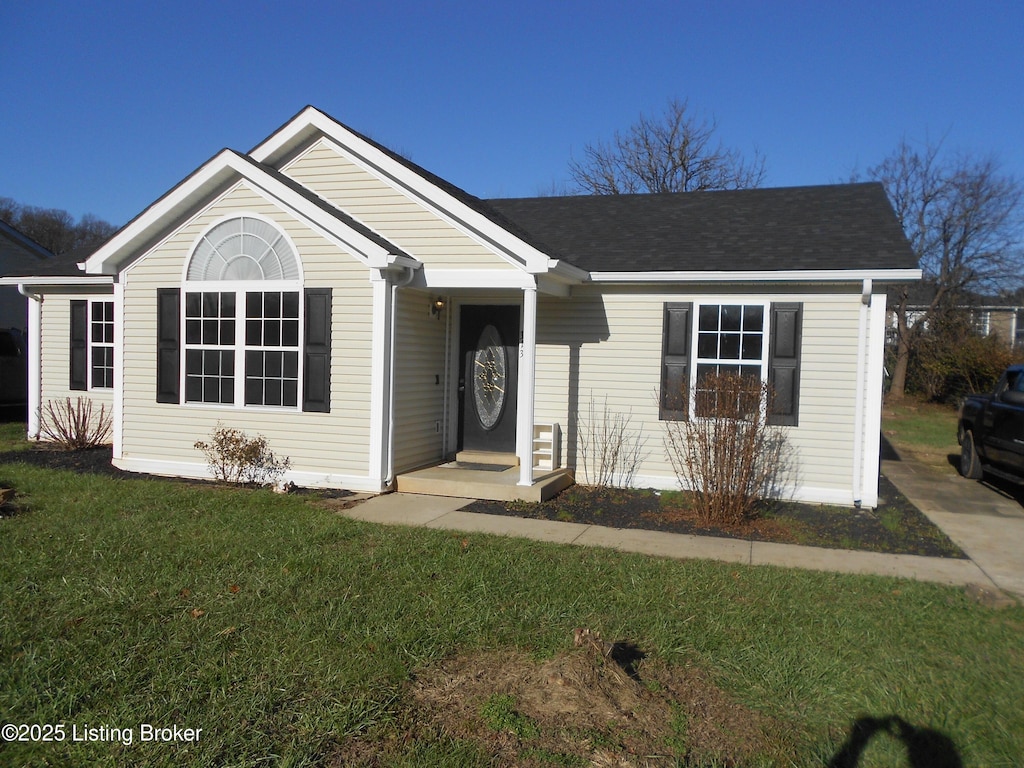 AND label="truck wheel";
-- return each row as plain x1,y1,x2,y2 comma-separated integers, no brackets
959,431,984,480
